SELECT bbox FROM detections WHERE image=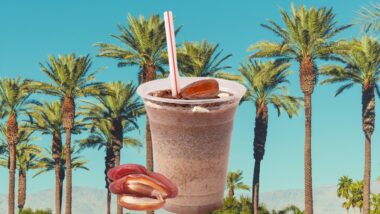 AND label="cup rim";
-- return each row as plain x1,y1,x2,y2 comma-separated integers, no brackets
136,77,246,105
